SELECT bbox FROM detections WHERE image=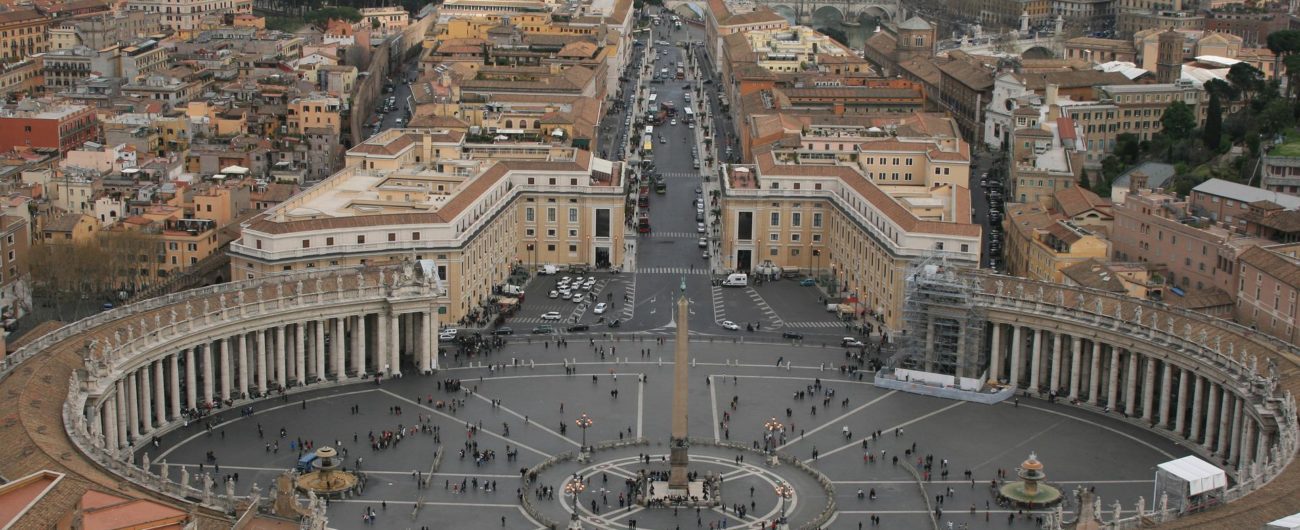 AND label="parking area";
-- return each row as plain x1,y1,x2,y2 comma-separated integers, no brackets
709,274,843,333
504,271,635,333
